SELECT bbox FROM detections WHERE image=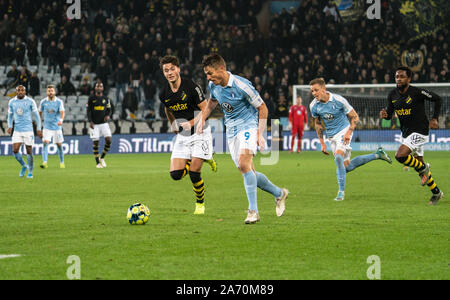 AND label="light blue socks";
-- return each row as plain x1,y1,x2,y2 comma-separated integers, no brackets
57,145,64,163
42,143,49,163
242,171,258,211
14,152,26,166
335,154,346,192
256,172,282,198
346,153,377,173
